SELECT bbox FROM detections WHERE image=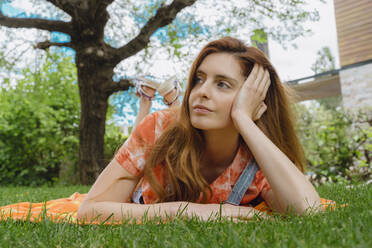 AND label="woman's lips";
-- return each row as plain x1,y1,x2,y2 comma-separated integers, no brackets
193,107,211,114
